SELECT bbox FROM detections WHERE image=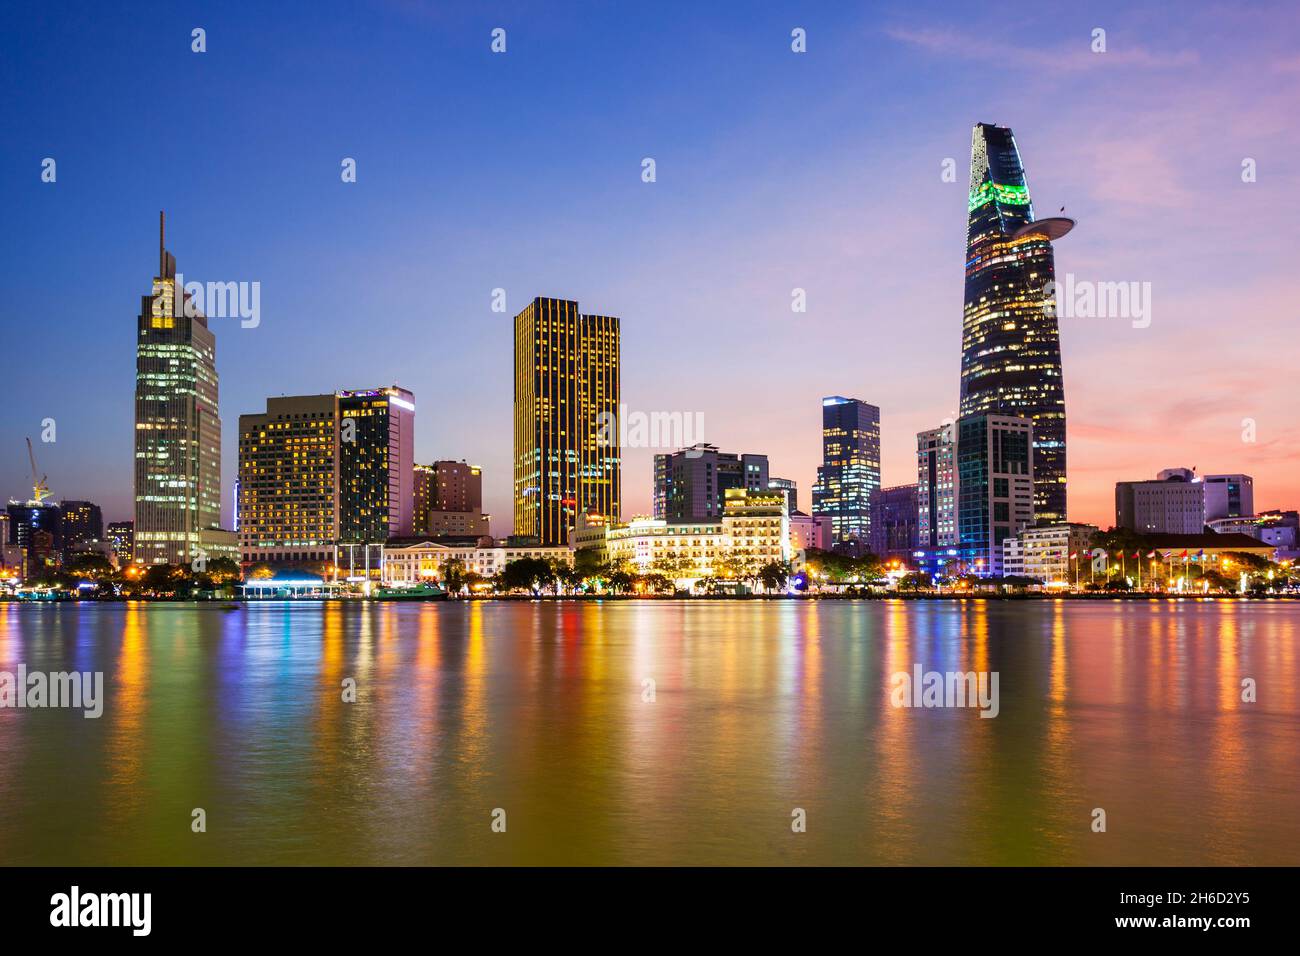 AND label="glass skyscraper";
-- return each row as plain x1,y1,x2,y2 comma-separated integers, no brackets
812,396,880,555
960,123,1072,523
133,213,236,565
513,297,621,546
